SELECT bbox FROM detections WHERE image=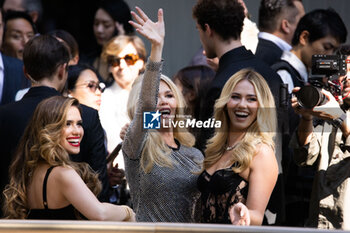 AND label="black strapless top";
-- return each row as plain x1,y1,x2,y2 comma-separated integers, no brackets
197,163,249,223
28,205,78,220
27,166,82,220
